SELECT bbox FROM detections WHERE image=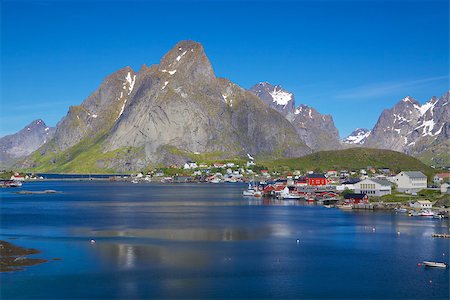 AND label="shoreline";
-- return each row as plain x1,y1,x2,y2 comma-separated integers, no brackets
0,240,49,272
